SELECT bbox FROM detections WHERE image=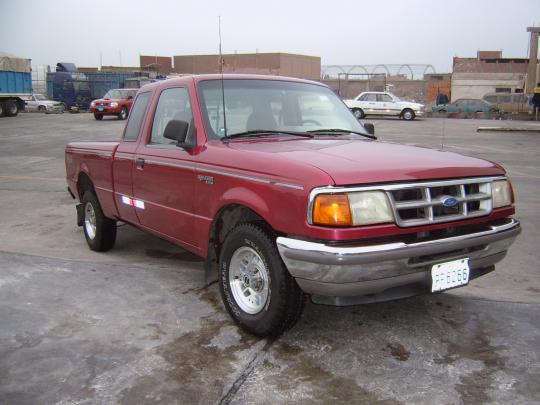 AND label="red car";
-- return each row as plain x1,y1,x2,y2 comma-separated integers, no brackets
65,75,520,336
89,88,138,120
